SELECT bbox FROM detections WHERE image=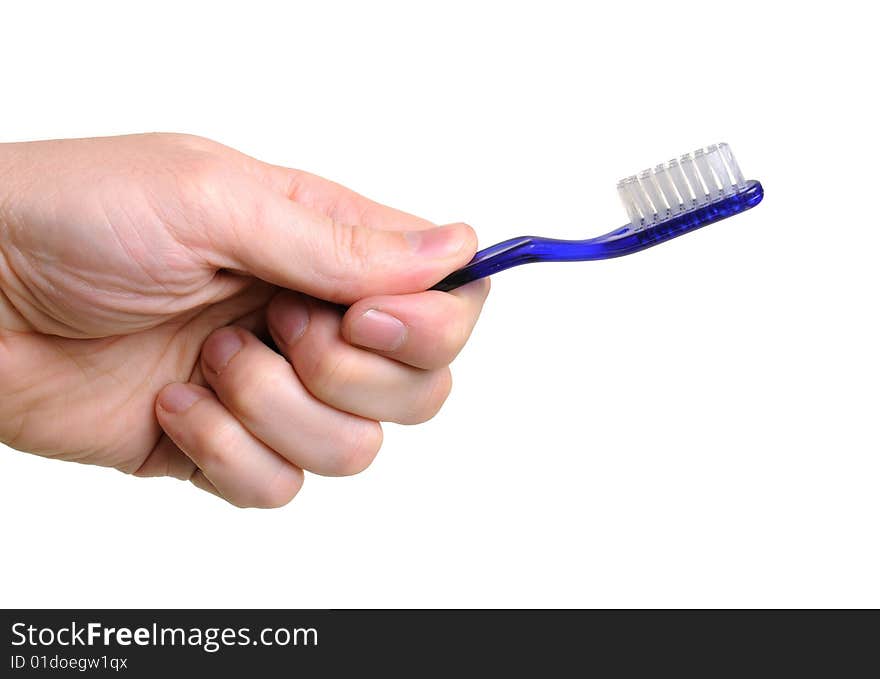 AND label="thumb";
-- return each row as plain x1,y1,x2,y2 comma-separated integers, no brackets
213,196,476,303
